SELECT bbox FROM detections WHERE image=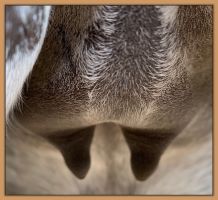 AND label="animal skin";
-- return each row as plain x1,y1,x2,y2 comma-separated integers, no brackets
6,5,212,195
